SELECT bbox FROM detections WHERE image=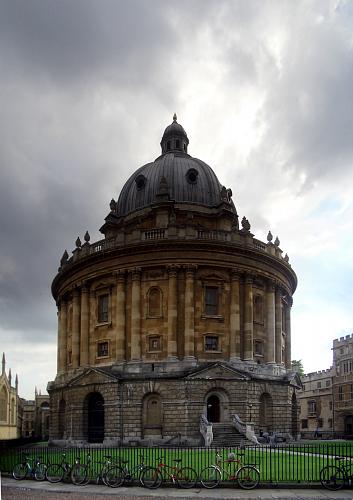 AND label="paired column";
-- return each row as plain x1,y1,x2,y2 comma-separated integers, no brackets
284,298,292,369
167,265,178,360
80,285,90,366
243,274,254,361
184,264,196,359
266,281,276,363
230,270,241,360
115,270,126,362
275,287,283,364
71,288,80,368
130,268,141,361
57,300,67,373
